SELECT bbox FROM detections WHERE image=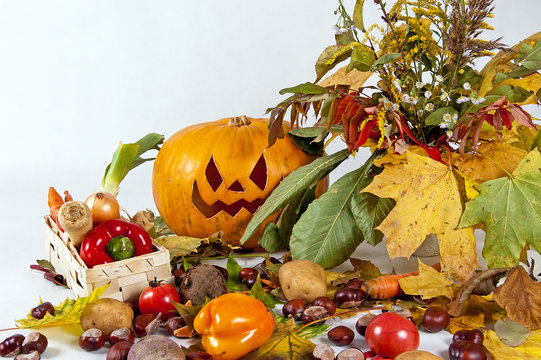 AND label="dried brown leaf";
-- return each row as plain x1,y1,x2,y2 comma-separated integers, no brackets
448,267,512,317
494,266,541,330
